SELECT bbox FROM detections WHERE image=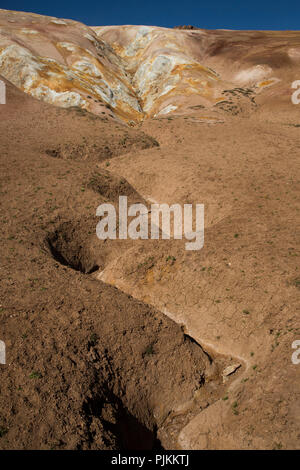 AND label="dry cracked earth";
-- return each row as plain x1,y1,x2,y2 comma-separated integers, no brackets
0,9,299,450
